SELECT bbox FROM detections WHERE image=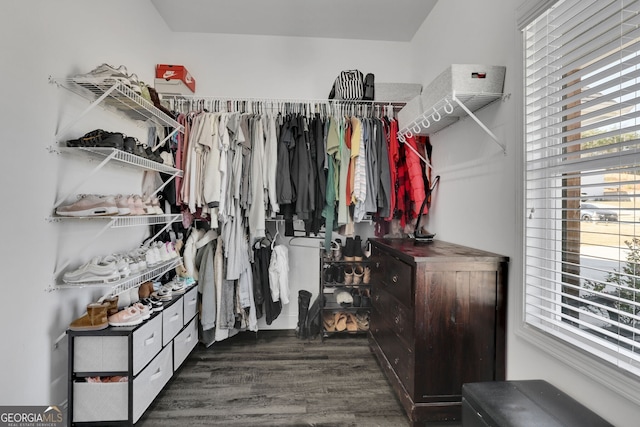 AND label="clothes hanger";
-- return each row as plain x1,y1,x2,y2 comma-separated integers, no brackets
271,223,280,250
